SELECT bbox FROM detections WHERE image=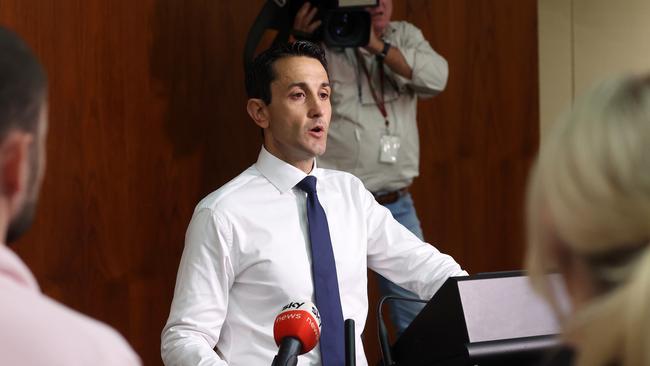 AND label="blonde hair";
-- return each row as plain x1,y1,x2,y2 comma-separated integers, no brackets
526,74,650,366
